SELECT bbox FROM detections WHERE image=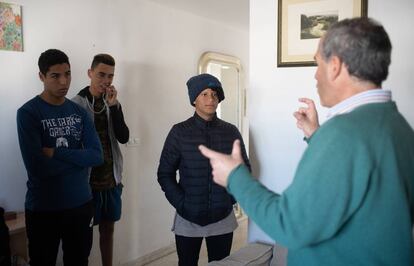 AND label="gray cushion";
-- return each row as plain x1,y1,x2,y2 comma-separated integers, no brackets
208,242,273,266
